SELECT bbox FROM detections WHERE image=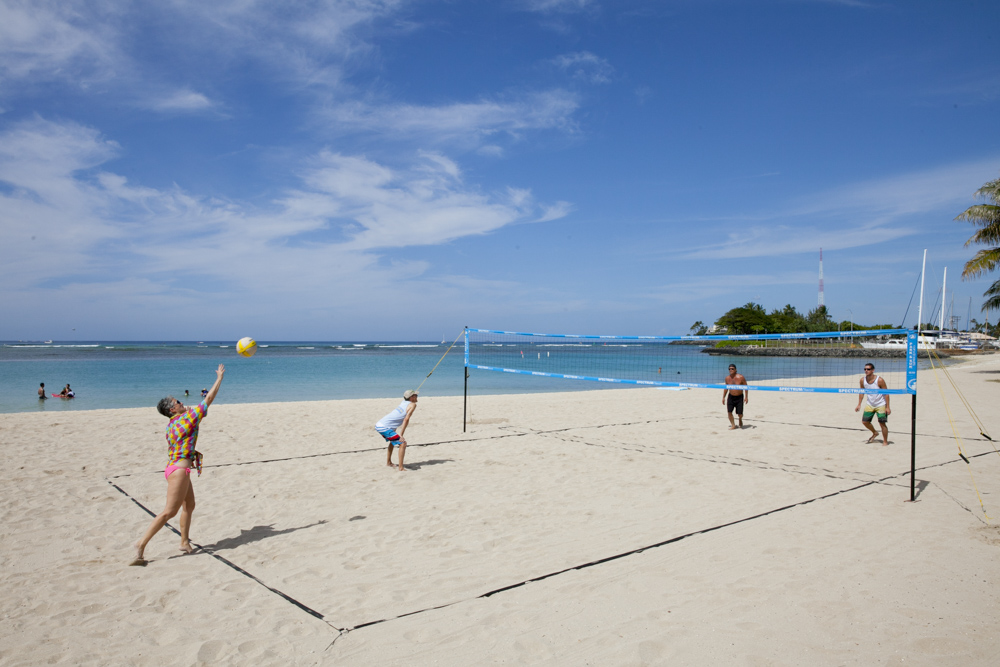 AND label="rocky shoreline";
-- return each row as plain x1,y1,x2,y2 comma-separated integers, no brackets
699,346,950,358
